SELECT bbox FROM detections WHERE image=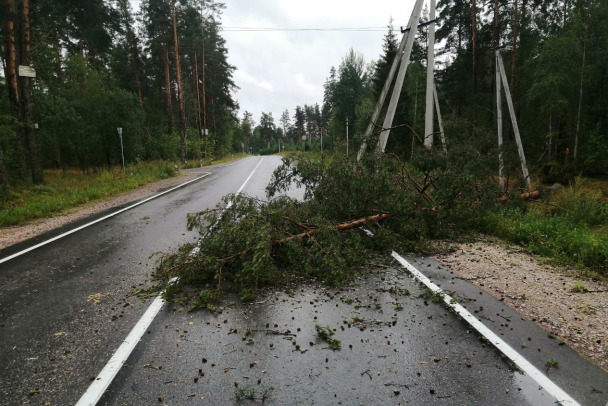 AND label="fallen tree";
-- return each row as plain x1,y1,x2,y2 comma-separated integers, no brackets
156,147,516,307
